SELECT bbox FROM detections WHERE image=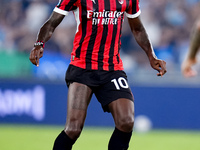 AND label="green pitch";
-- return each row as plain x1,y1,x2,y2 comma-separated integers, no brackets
0,124,200,150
